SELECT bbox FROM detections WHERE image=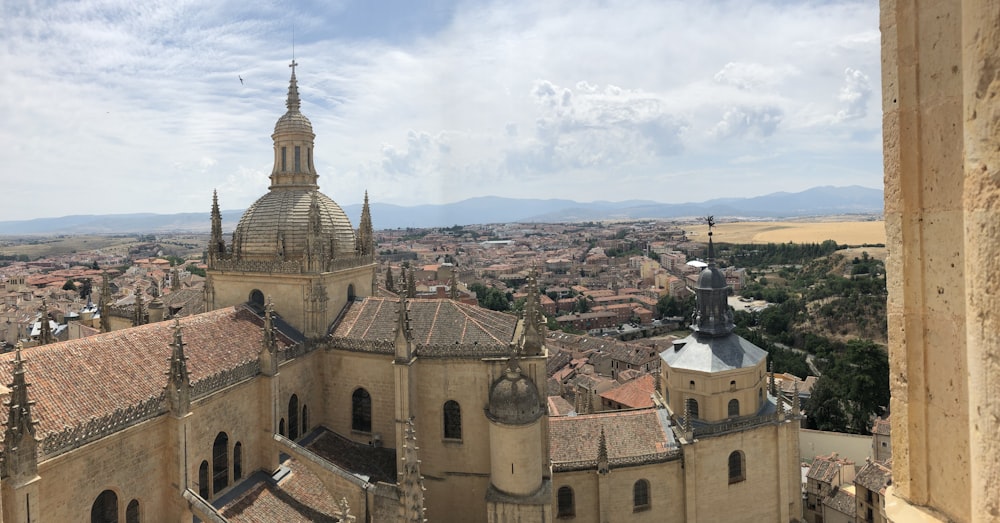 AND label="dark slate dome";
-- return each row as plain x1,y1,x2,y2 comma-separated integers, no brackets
697,266,728,290
487,365,543,425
